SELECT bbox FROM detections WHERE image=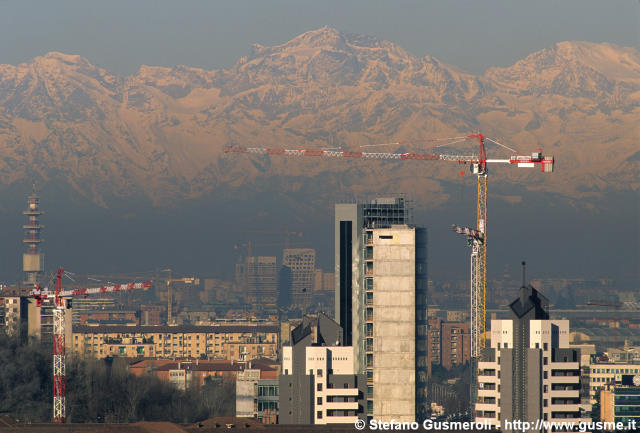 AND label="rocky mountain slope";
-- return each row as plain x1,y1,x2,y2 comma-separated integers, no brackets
0,27,637,208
